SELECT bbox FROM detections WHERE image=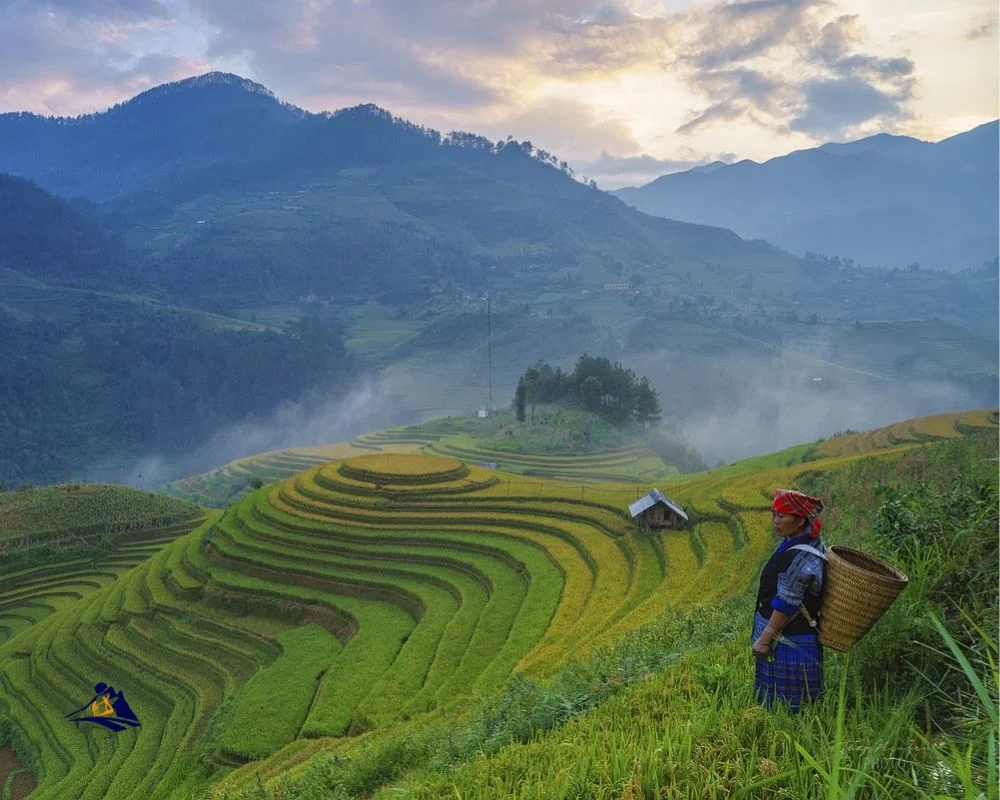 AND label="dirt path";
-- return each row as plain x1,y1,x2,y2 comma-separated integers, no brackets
0,743,36,800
